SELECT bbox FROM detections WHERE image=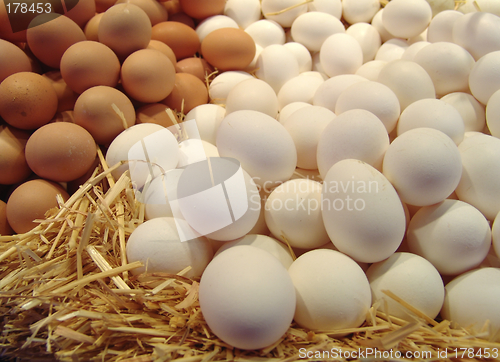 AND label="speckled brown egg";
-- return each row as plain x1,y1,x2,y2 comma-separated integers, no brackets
179,0,225,20
151,21,200,60
26,14,86,69
136,103,179,127
0,40,32,83
0,200,13,235
116,0,169,25
201,28,256,71
147,40,177,66
162,72,208,113
0,125,32,185
25,122,97,182
6,179,69,234
175,57,214,82
42,71,79,113
0,72,58,130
